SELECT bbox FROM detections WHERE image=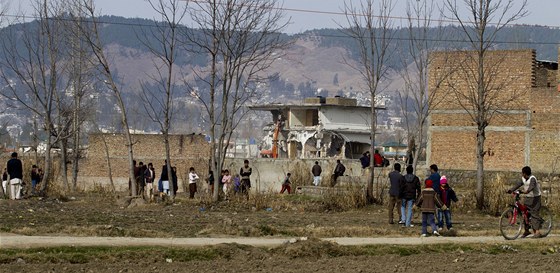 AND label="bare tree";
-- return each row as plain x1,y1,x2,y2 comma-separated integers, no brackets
397,0,450,174
0,0,7,198
72,0,138,196
0,0,70,195
443,0,528,209
186,0,290,201
138,0,188,200
66,3,96,192
342,0,395,203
